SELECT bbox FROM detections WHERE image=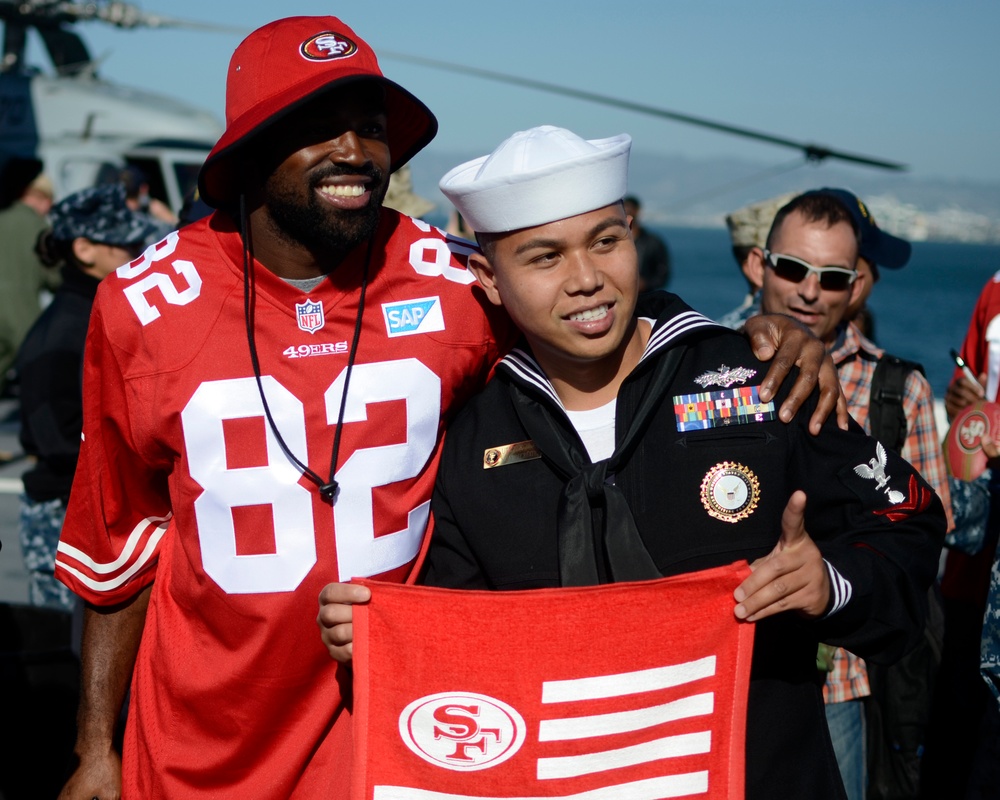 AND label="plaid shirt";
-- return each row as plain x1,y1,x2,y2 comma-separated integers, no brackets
823,322,953,704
